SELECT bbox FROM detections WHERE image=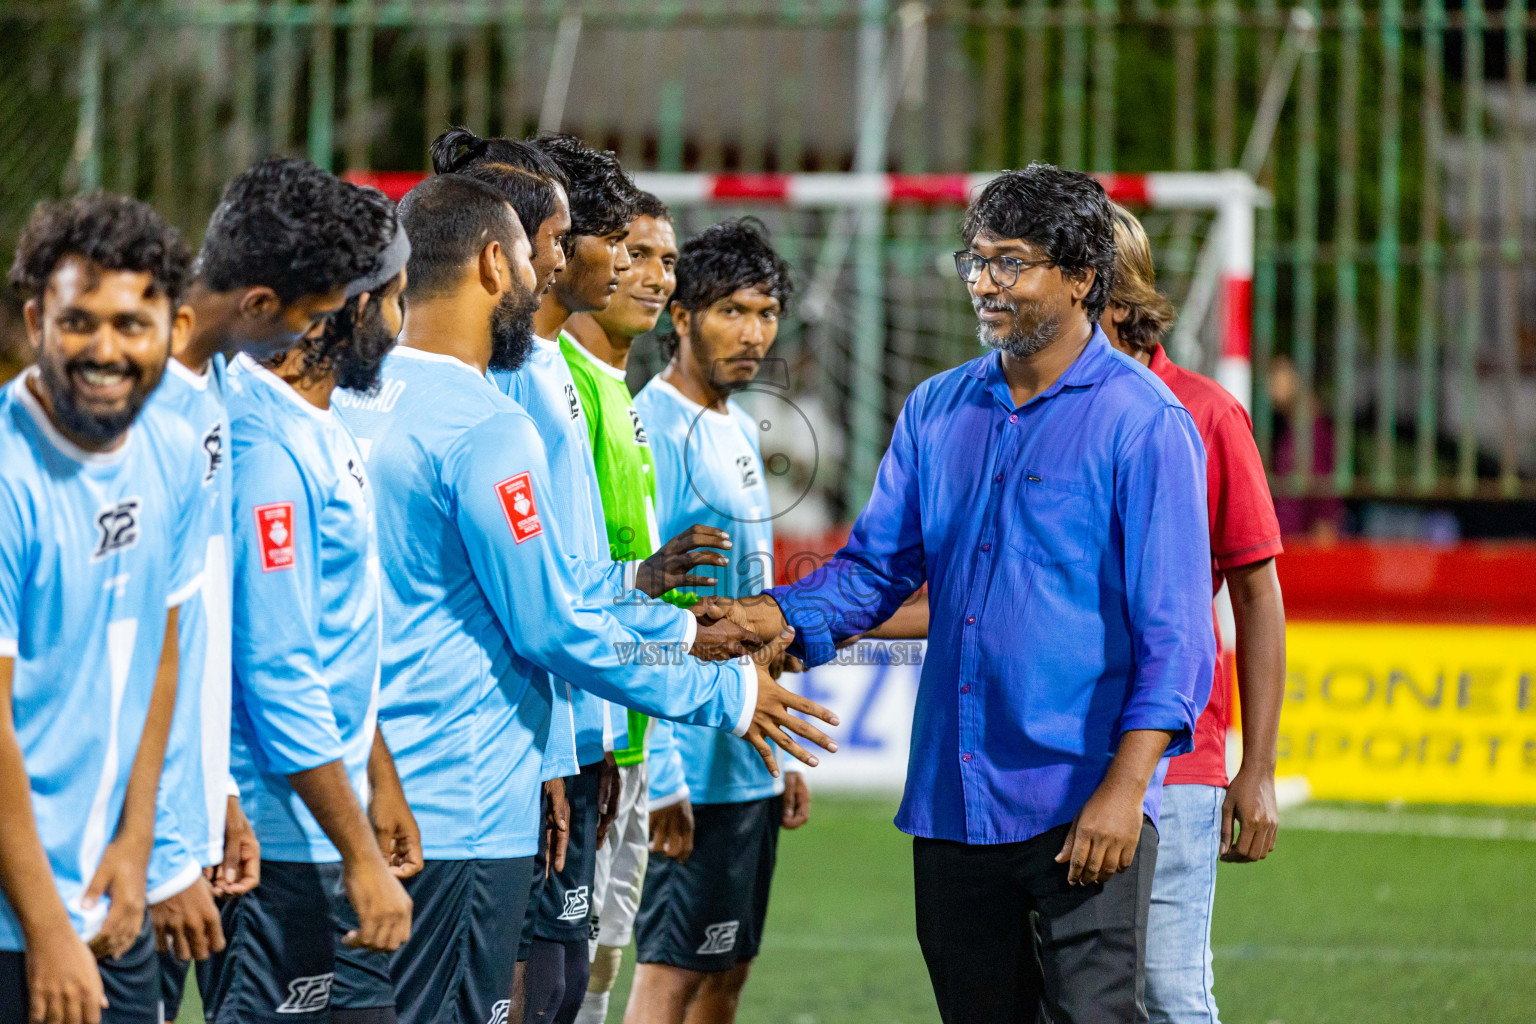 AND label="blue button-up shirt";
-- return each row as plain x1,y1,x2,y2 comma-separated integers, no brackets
769,329,1215,845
